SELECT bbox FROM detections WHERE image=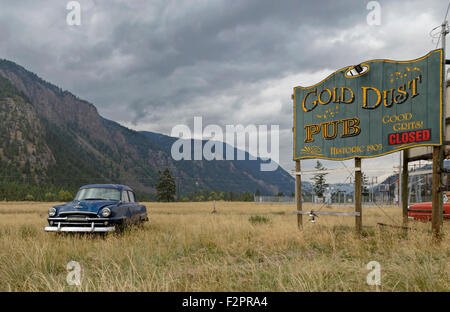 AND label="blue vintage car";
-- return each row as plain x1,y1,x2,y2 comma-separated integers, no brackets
44,184,148,233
